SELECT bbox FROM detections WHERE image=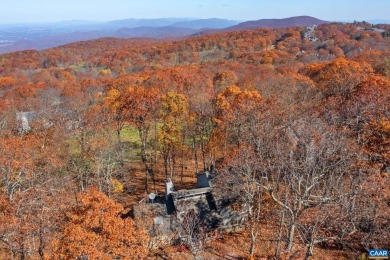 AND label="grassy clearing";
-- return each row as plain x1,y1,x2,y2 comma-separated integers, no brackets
120,126,140,143
118,125,160,163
